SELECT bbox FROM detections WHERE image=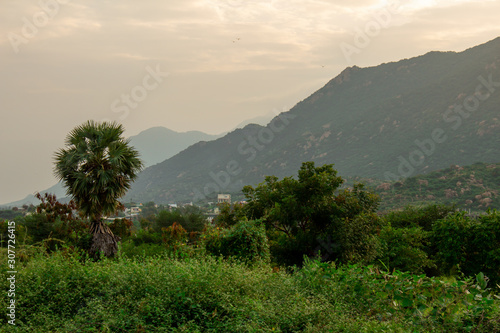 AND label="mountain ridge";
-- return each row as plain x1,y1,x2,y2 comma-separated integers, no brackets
124,36,500,204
